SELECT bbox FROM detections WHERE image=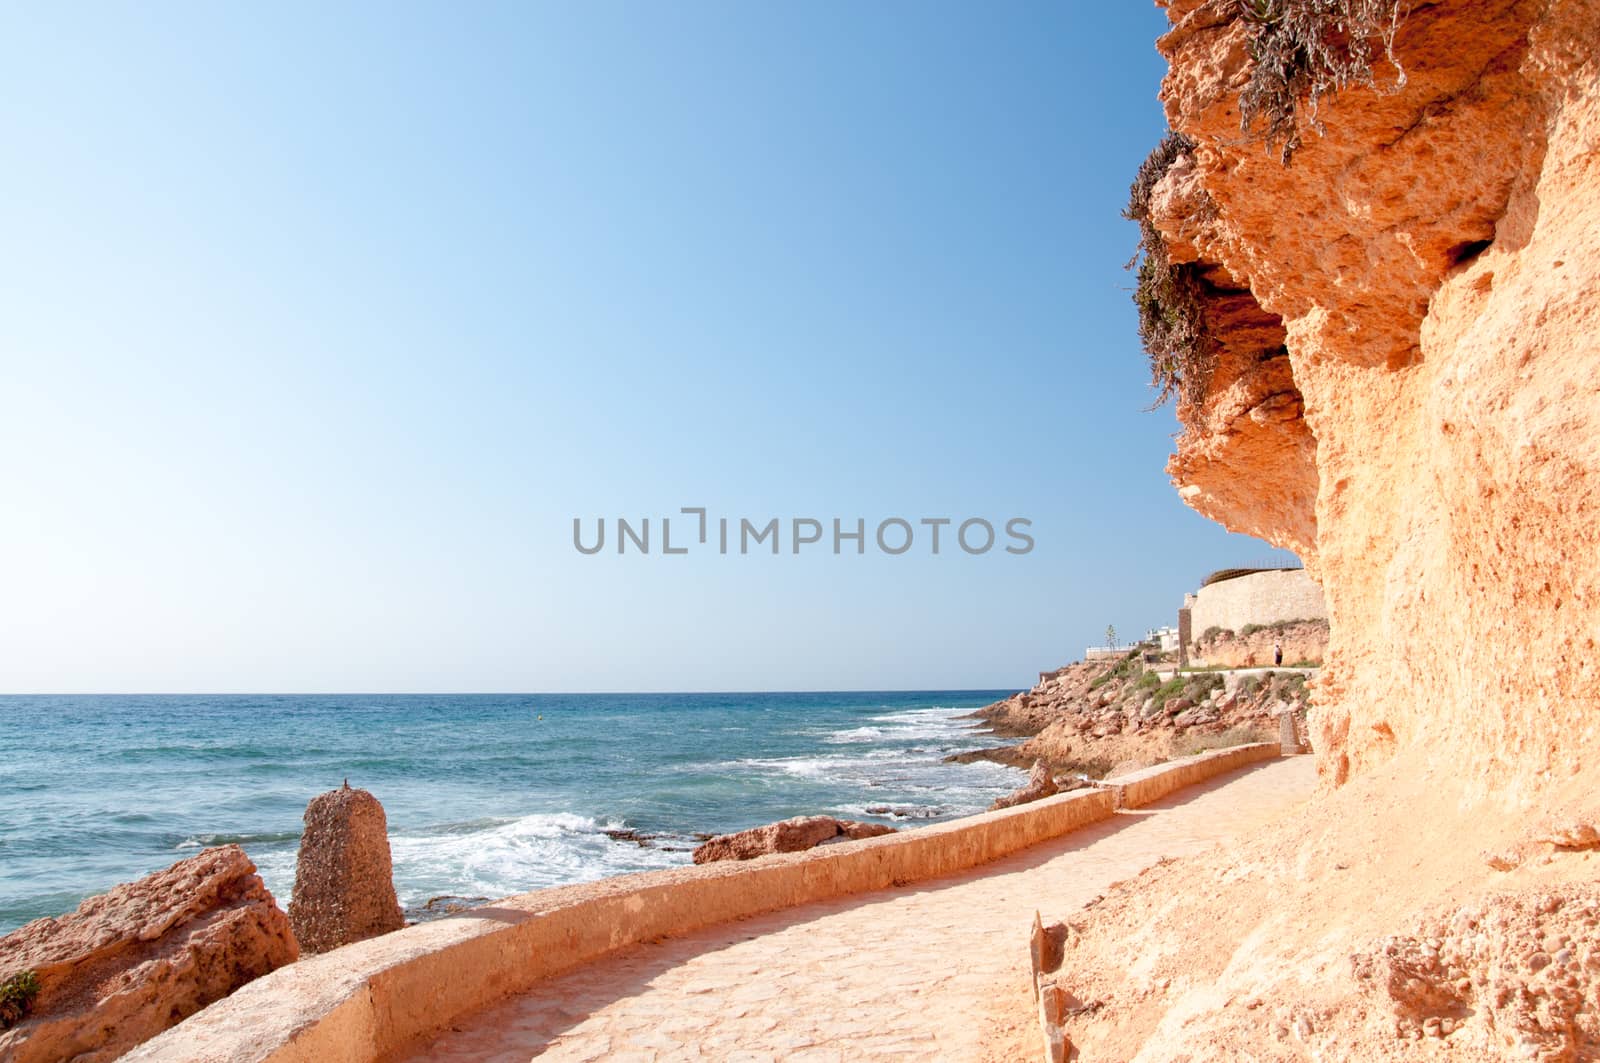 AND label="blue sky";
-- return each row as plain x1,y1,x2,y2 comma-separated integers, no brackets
0,2,1296,693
